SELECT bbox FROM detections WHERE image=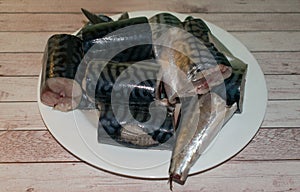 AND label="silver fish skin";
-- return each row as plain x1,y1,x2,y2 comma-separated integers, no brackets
209,33,248,112
169,92,237,189
153,26,233,105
